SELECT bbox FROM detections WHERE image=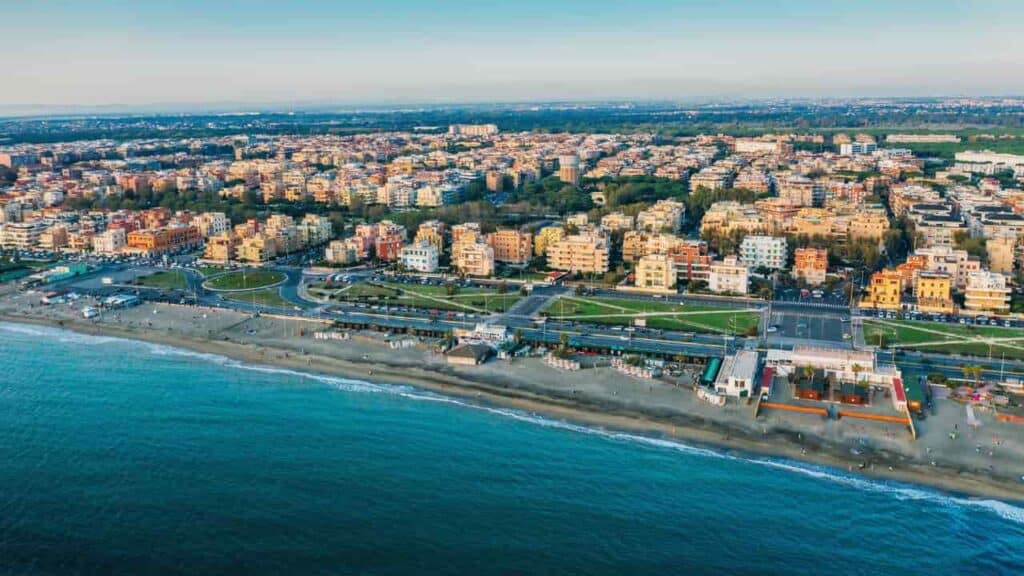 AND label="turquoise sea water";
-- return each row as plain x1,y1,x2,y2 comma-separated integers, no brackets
1,322,1022,575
